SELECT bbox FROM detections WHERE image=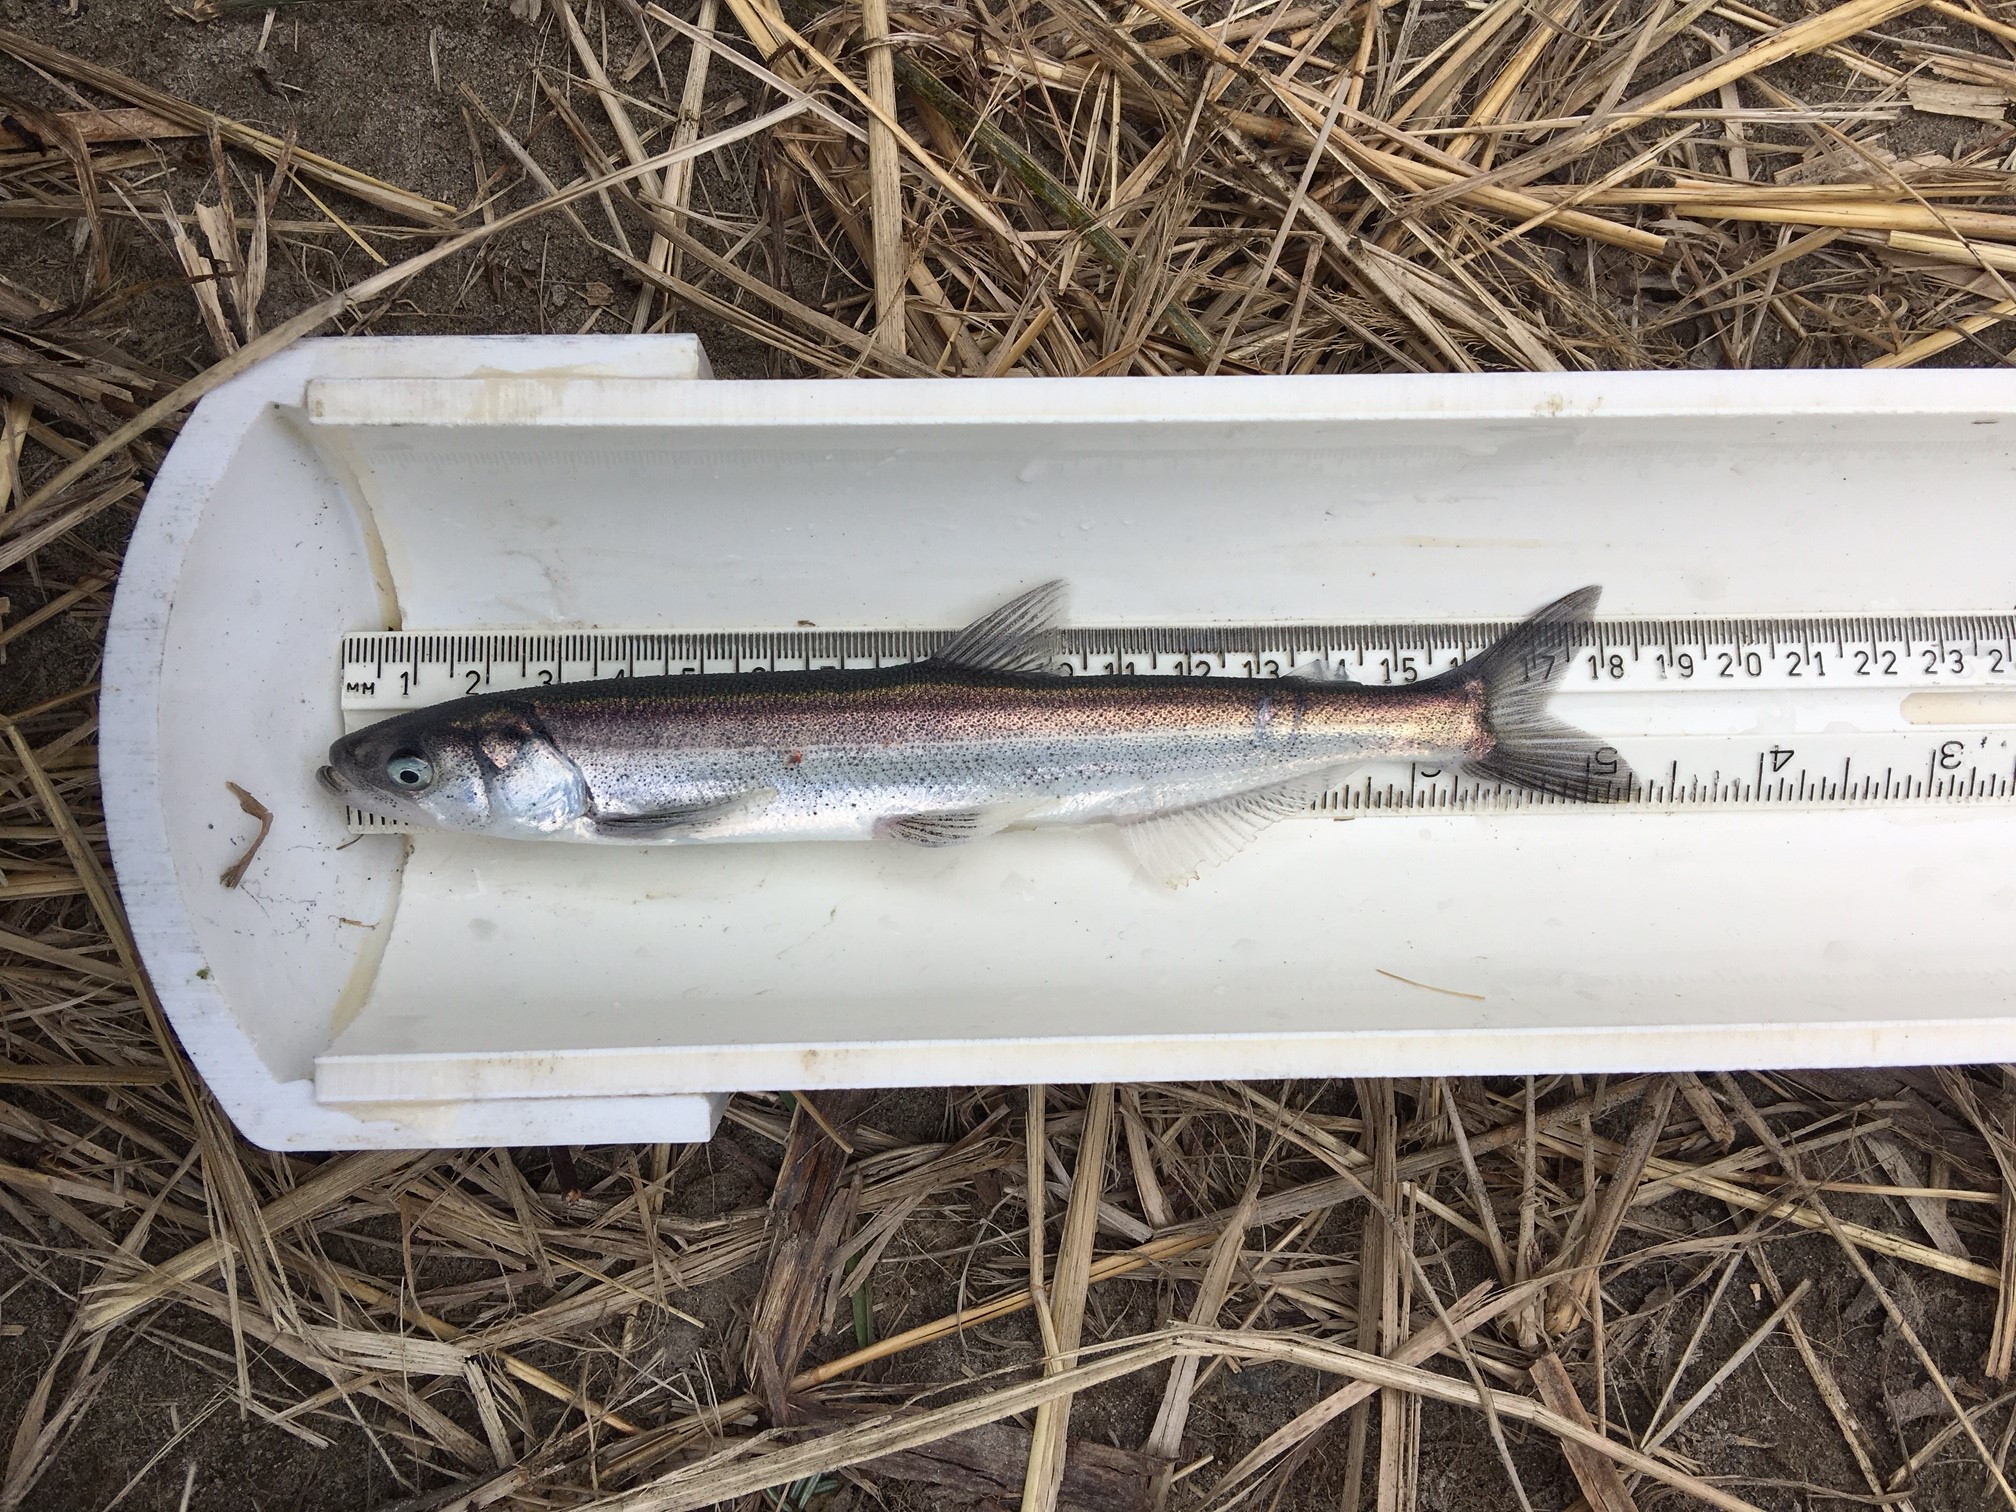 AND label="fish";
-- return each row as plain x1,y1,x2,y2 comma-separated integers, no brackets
319,582,1630,884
